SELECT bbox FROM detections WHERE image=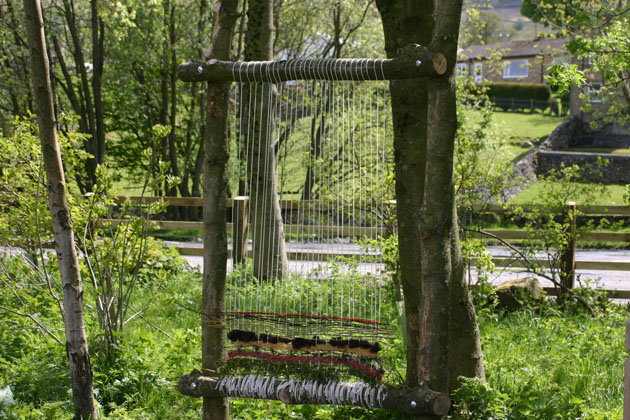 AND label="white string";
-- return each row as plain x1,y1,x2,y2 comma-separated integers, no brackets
215,376,387,408
226,56,393,364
